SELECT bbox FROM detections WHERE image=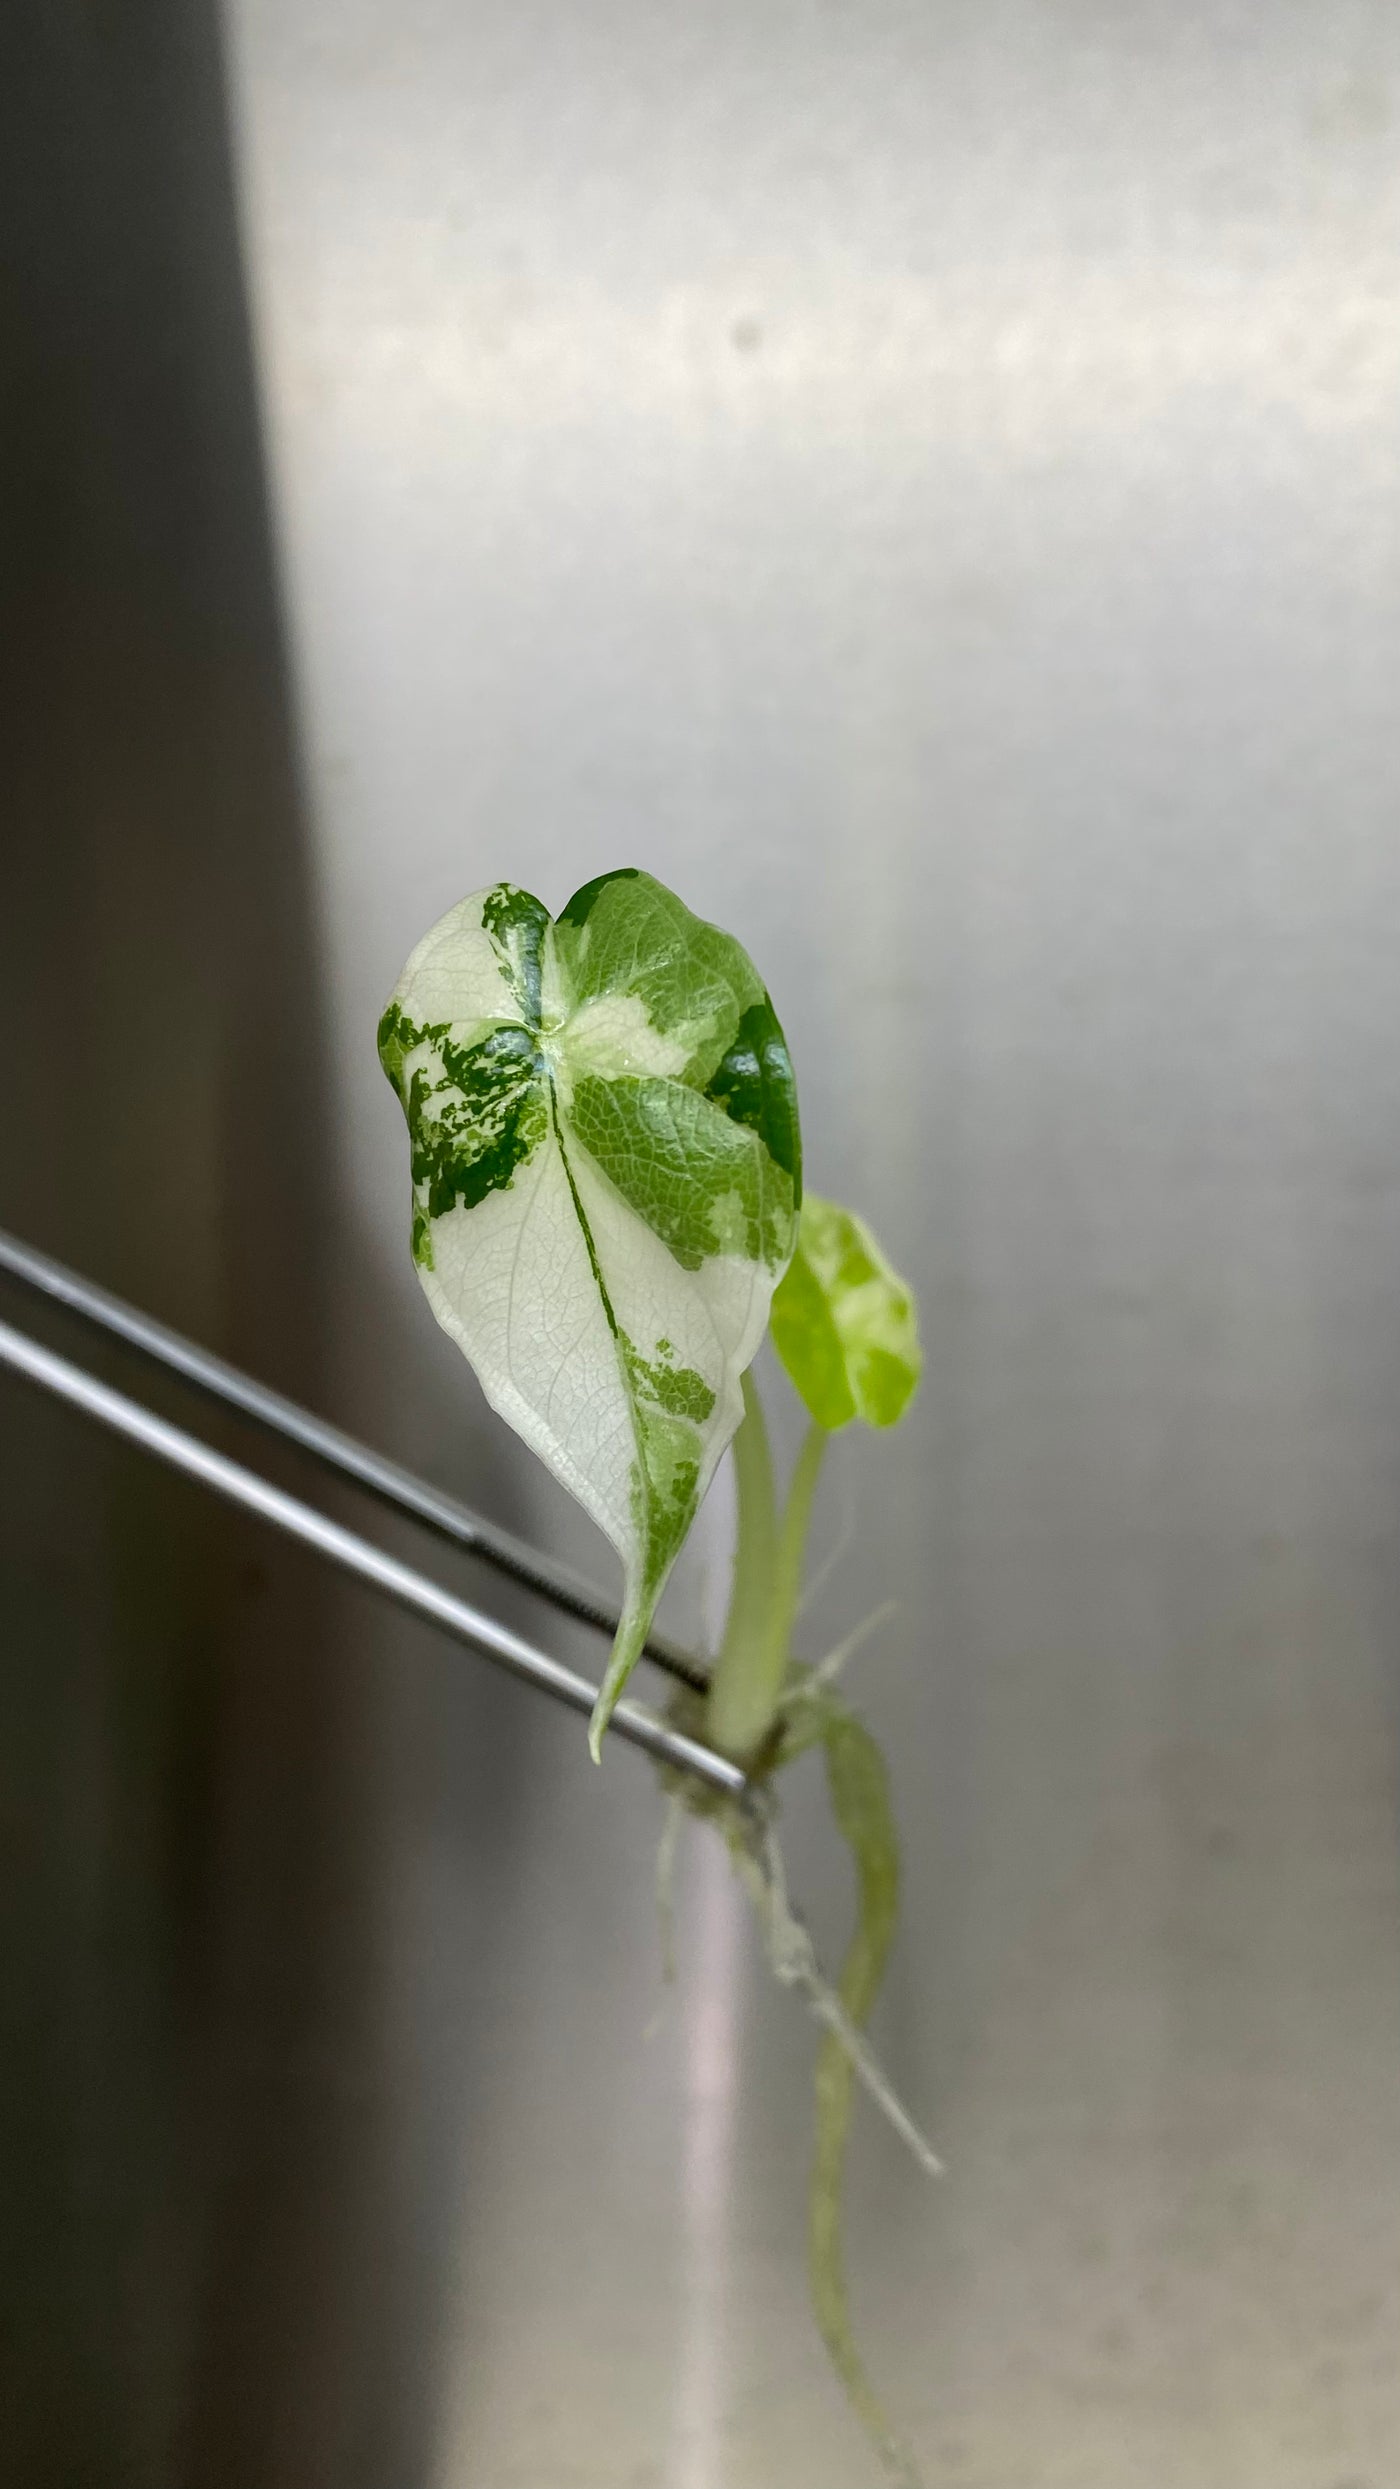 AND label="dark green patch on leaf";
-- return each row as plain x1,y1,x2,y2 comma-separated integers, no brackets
704,994,802,1194
617,1330,716,1603
620,1333,717,1423
554,870,765,1087
629,1403,703,1600
378,1000,448,1097
481,882,550,1025
555,865,640,934
571,1074,793,1272
401,1022,547,1224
